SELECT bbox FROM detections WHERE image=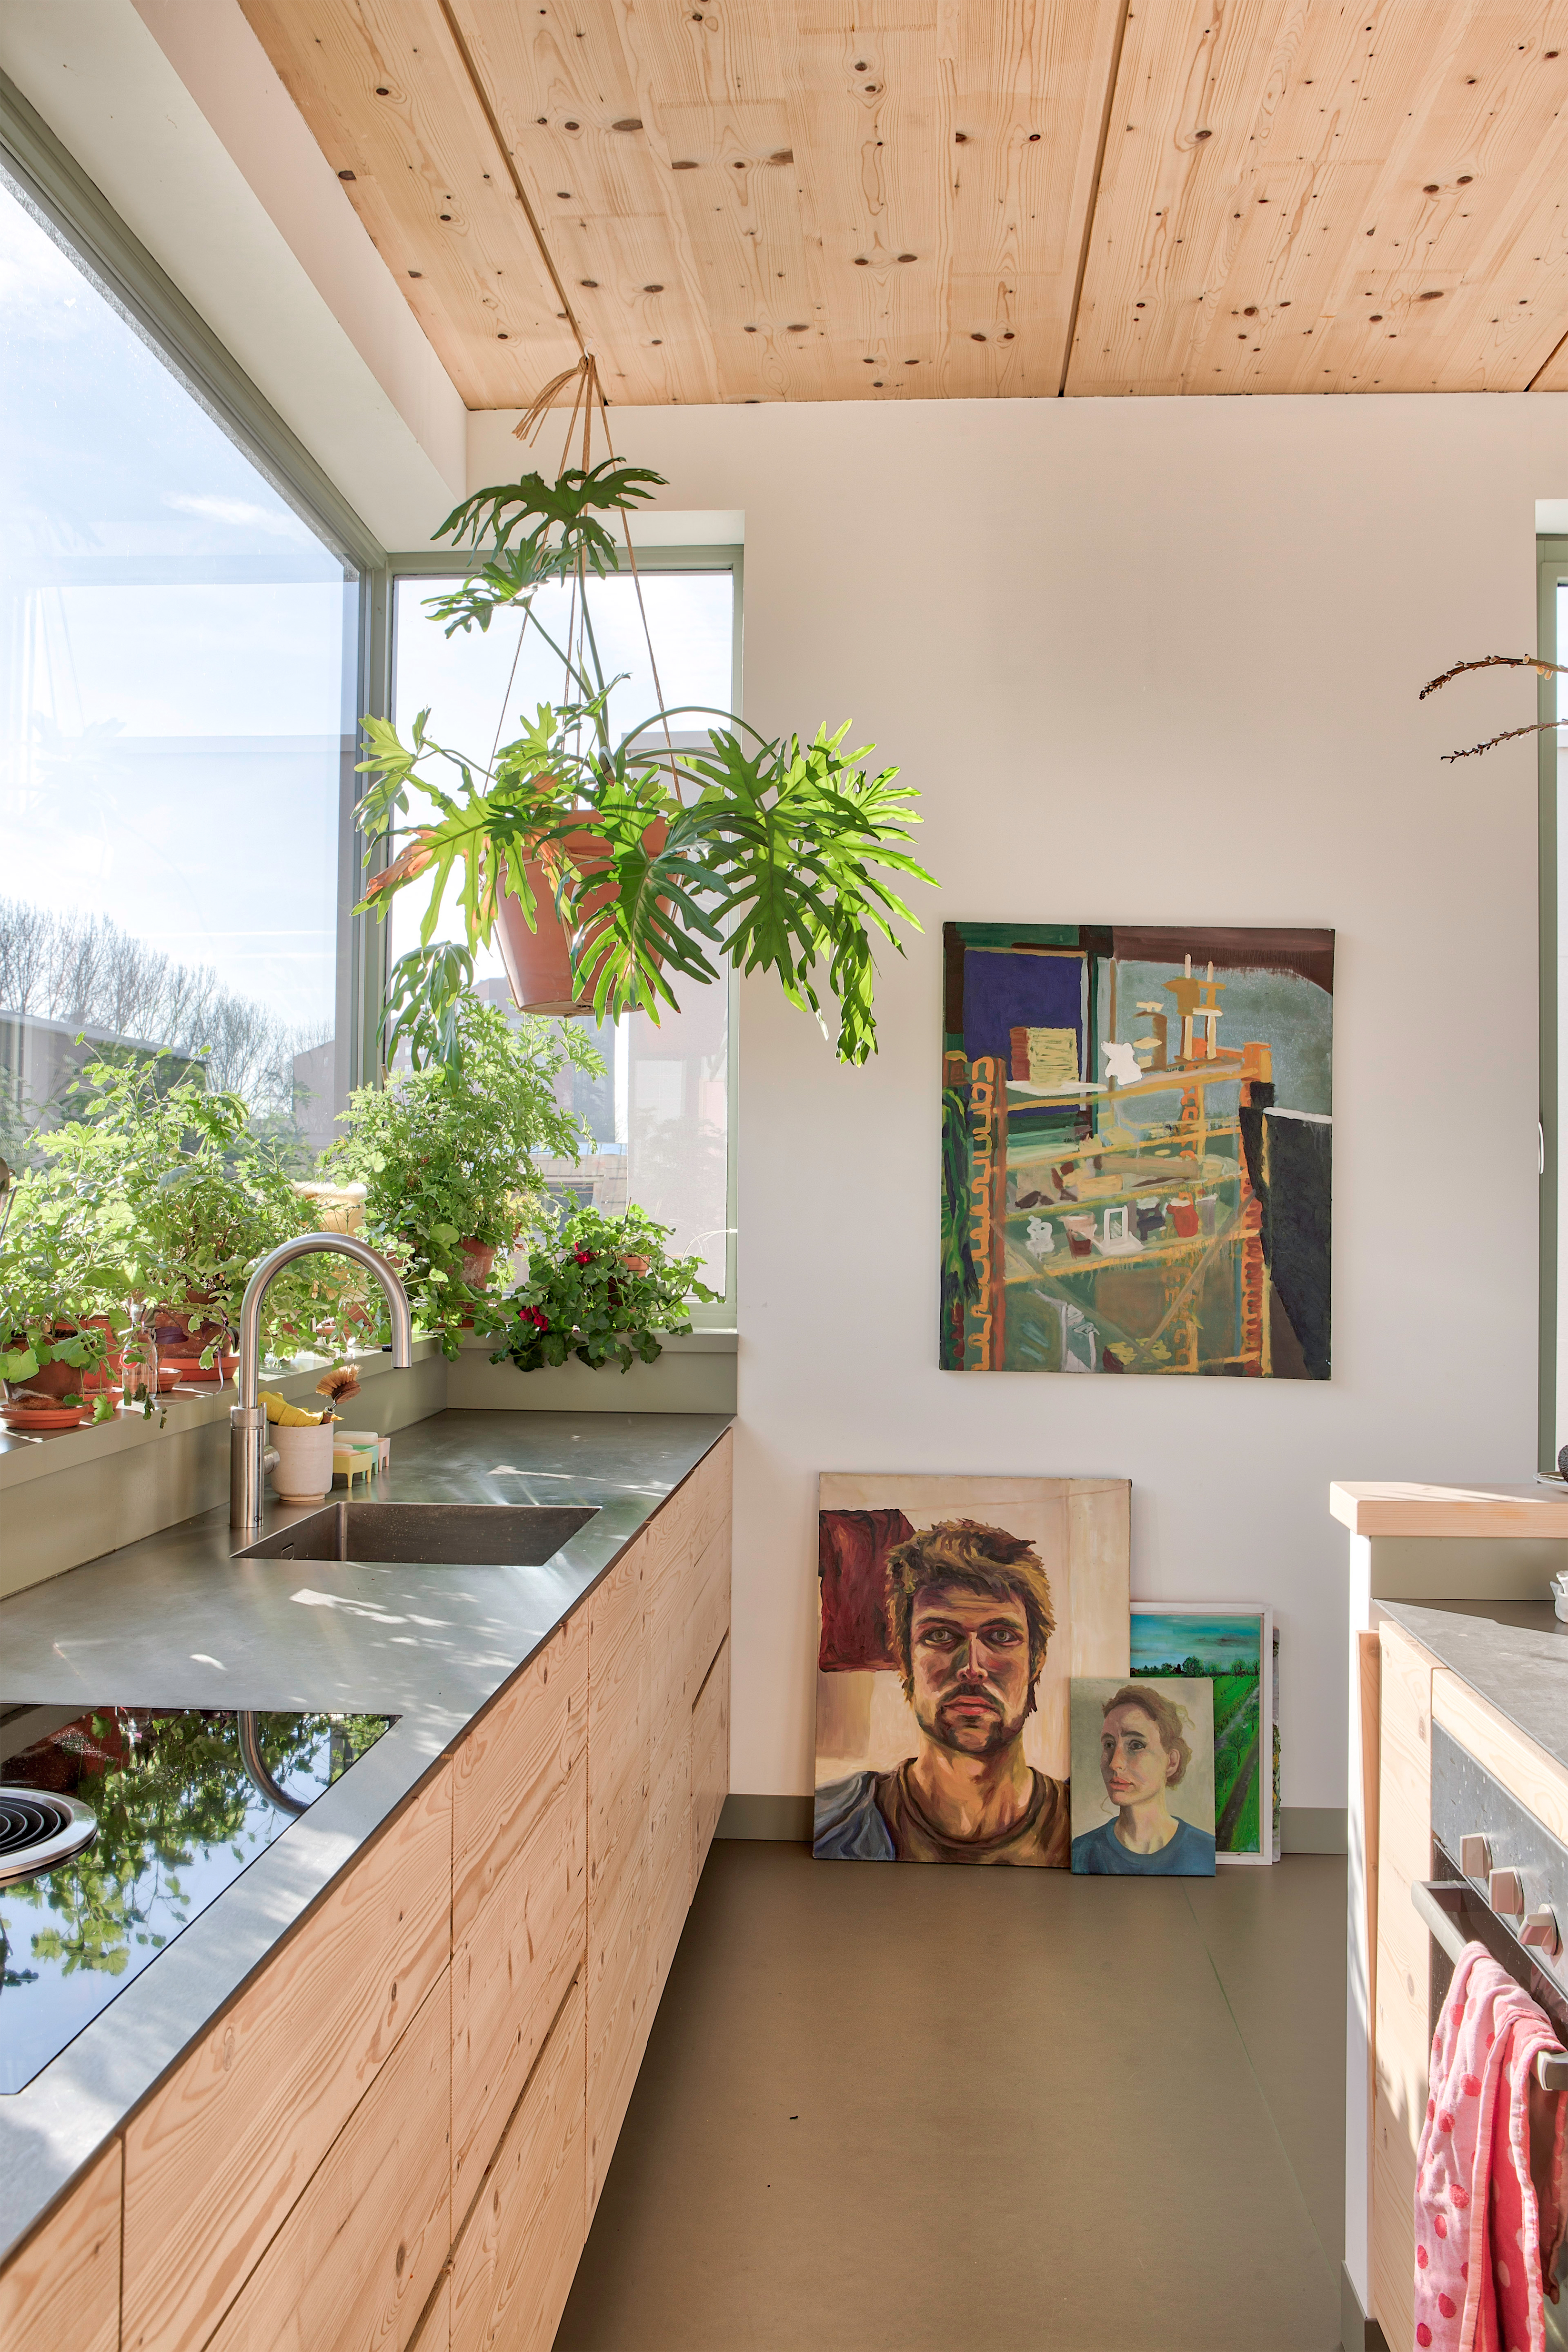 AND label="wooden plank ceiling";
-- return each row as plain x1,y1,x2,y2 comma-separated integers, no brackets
240,0,1568,403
